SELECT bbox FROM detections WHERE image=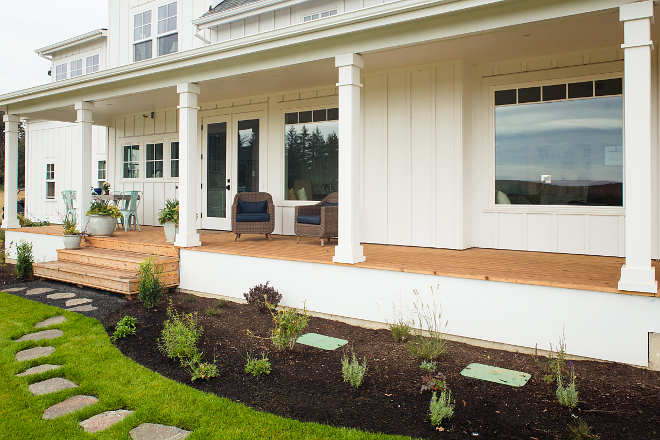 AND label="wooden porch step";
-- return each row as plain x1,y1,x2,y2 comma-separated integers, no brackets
57,247,179,273
34,260,179,298
84,236,178,257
